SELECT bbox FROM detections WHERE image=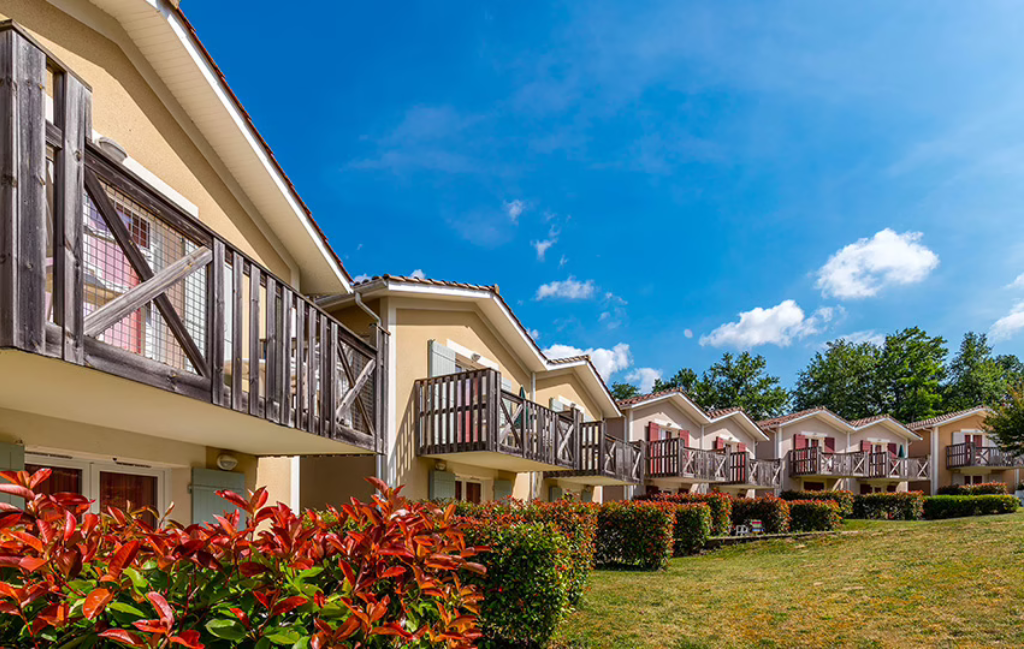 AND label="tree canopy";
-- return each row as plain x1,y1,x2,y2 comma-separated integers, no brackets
652,352,789,421
609,382,640,401
792,340,881,420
